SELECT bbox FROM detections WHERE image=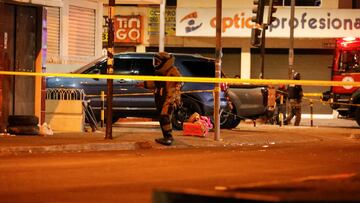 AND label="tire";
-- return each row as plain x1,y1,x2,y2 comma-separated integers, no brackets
172,98,202,130
7,125,39,135
227,116,241,129
355,107,360,127
219,108,240,129
8,115,39,126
